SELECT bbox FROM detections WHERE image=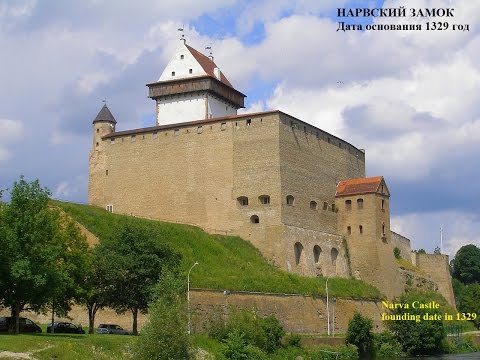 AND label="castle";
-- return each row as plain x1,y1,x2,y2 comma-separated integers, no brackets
88,40,455,304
